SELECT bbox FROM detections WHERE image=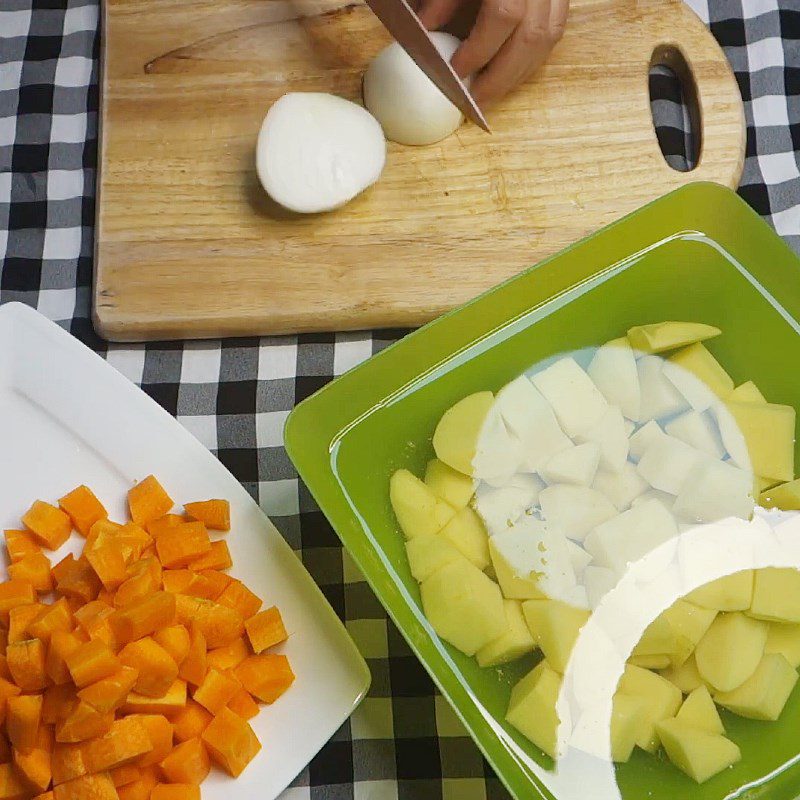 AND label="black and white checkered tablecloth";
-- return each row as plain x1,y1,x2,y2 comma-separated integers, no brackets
2,2,800,798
